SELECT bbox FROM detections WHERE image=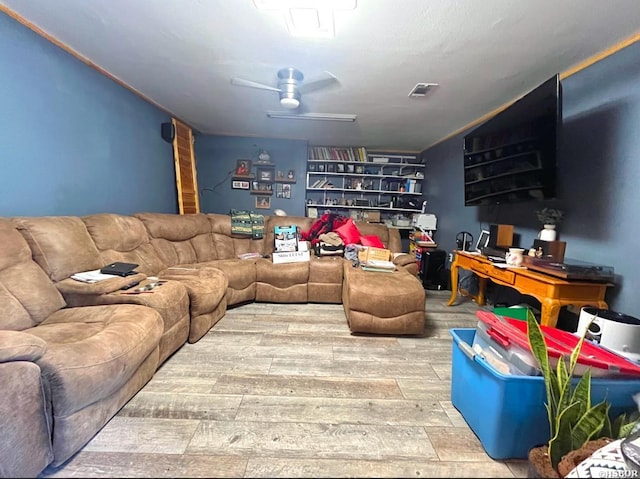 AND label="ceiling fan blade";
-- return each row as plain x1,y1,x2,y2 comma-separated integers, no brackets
230,77,281,92
298,71,339,94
